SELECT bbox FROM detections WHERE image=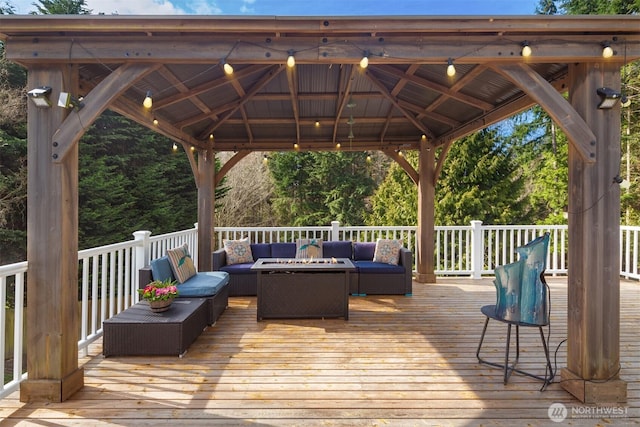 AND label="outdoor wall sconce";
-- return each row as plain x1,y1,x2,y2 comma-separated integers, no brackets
27,86,52,108
596,87,623,109
58,92,84,110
